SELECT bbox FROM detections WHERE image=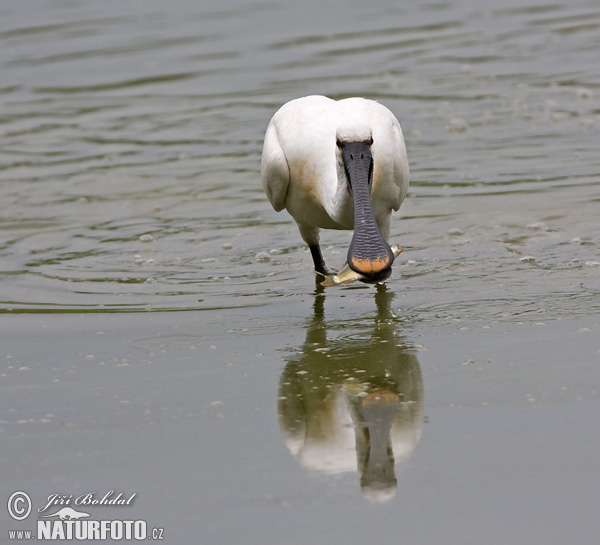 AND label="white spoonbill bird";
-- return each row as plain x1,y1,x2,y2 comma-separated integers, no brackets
261,95,409,283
